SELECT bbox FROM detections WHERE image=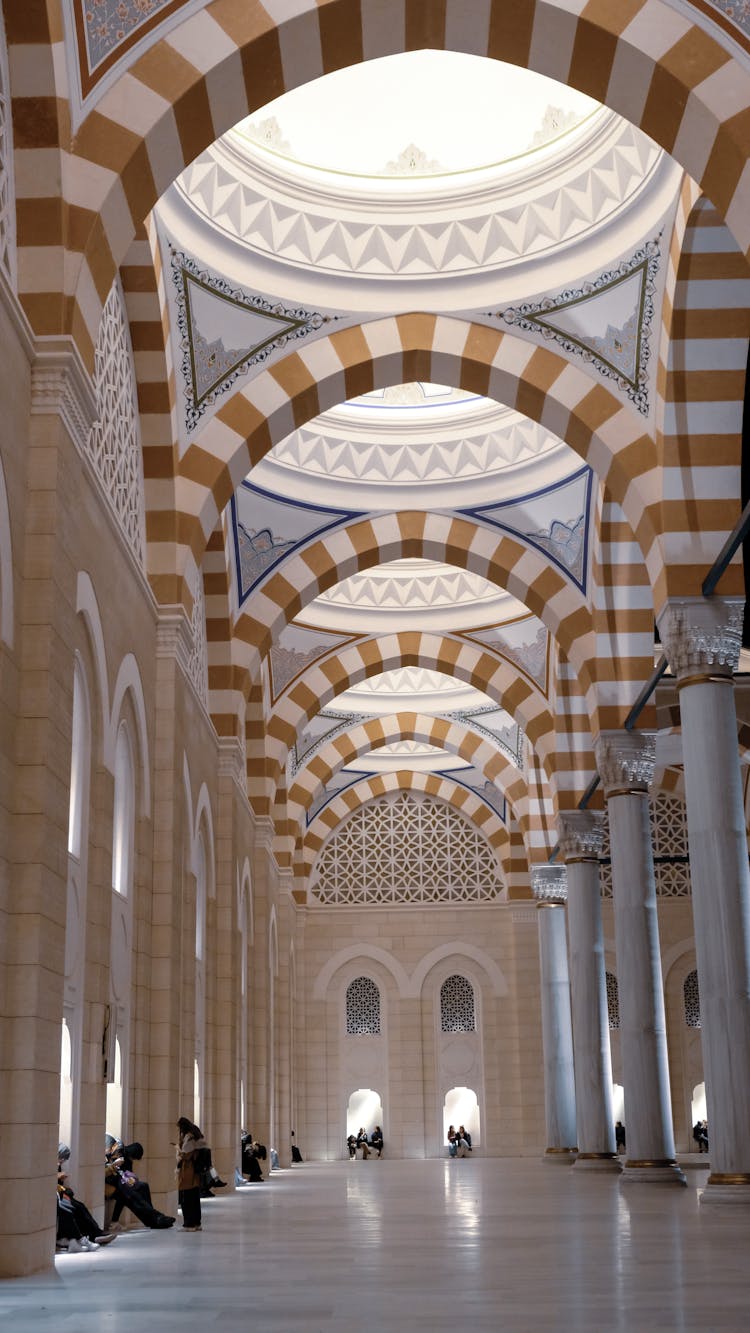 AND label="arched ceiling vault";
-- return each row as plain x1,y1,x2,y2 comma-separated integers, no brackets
14,0,750,370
